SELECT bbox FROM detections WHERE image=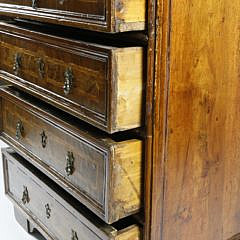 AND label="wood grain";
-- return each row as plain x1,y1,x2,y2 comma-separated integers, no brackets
0,21,144,133
0,87,143,224
162,0,240,239
144,0,170,238
145,0,240,239
113,48,144,131
110,140,143,223
2,148,142,240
